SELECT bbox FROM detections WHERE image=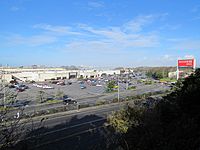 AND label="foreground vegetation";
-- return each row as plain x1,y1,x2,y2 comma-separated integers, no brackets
146,67,176,79
108,68,200,150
